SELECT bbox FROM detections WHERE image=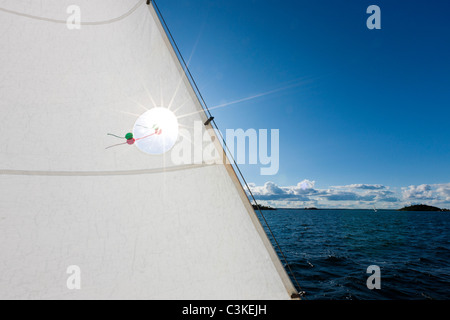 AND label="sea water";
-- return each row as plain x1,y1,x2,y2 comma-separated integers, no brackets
260,209,450,300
